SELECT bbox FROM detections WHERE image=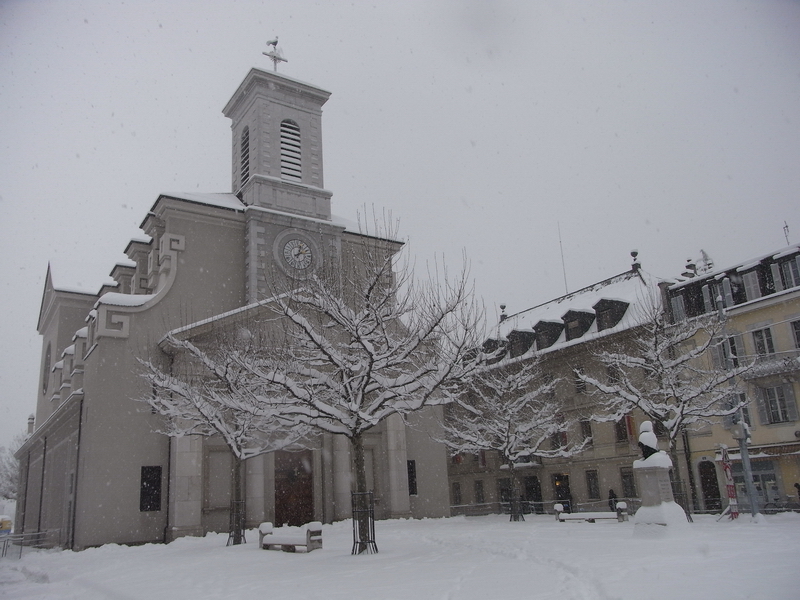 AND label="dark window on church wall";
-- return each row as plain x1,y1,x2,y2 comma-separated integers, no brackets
407,460,418,496
42,342,51,394
240,126,250,187
280,119,302,181
140,466,162,512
